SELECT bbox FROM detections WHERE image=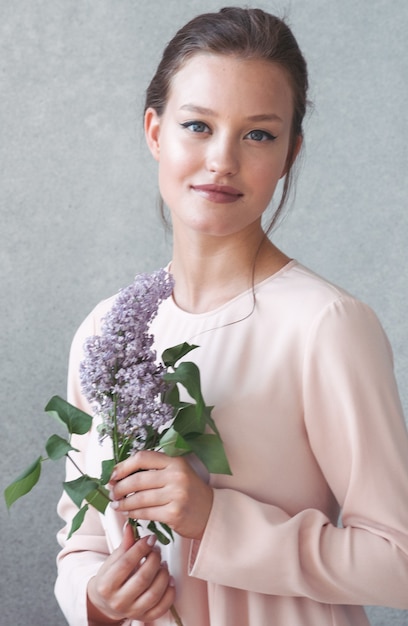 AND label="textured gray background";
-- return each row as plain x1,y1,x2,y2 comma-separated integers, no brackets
1,1,407,624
